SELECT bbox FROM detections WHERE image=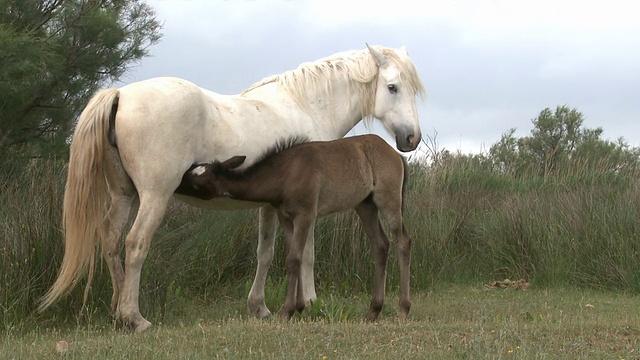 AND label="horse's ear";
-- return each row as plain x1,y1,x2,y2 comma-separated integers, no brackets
366,43,388,67
221,156,246,170
399,45,408,56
